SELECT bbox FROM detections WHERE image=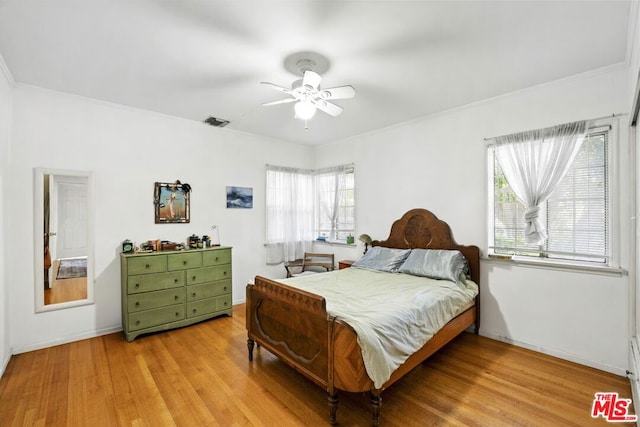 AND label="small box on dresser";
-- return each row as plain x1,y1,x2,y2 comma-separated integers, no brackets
121,246,233,341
